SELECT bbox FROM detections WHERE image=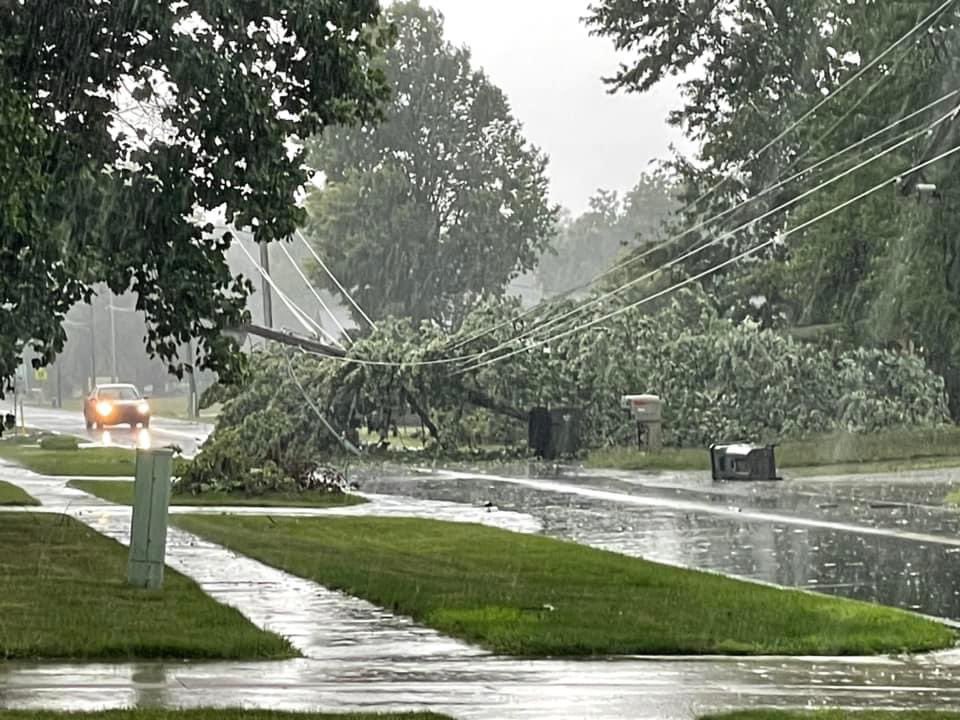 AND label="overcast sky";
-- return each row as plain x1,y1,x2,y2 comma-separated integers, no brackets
420,0,694,215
